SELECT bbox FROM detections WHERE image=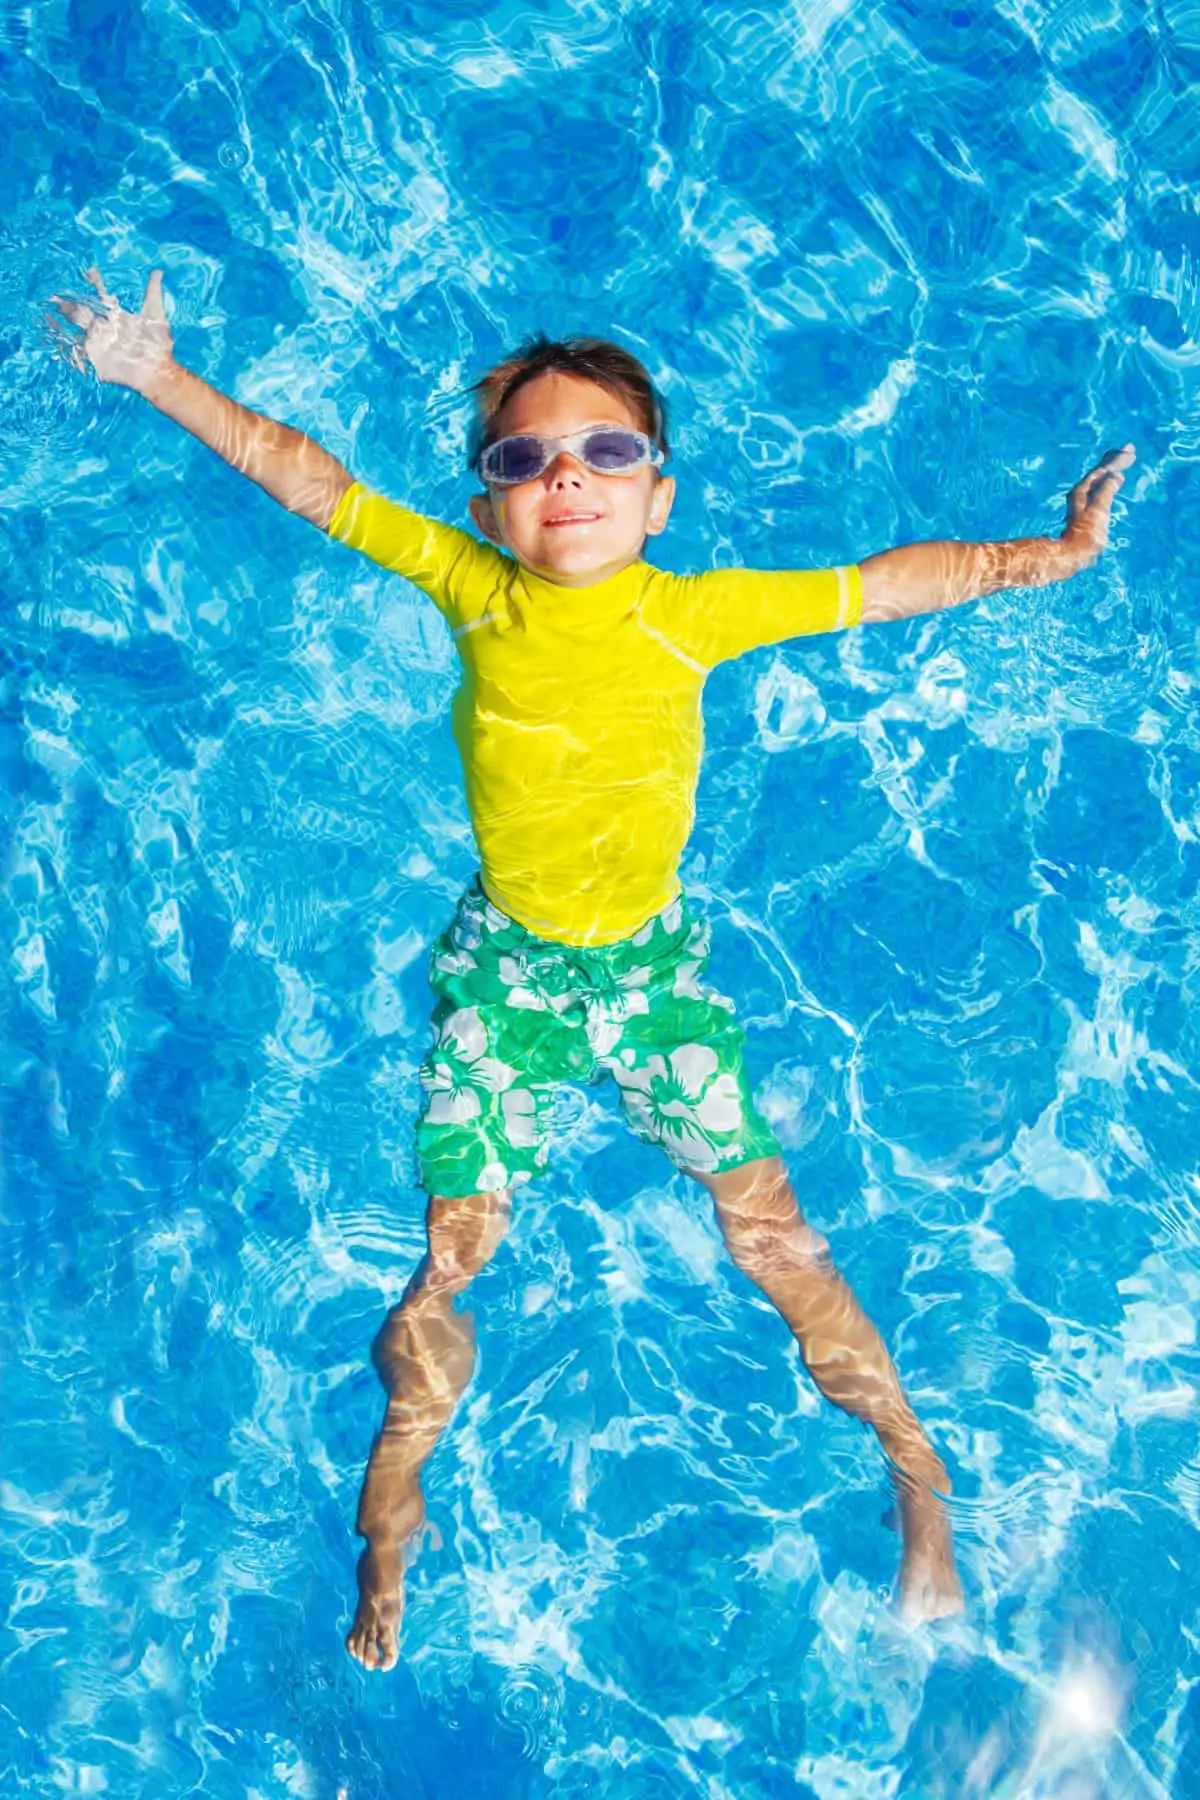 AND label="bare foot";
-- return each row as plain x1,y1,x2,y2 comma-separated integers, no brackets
895,1477,963,1623
346,1543,404,1671
898,1534,964,1622
345,1488,426,1672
